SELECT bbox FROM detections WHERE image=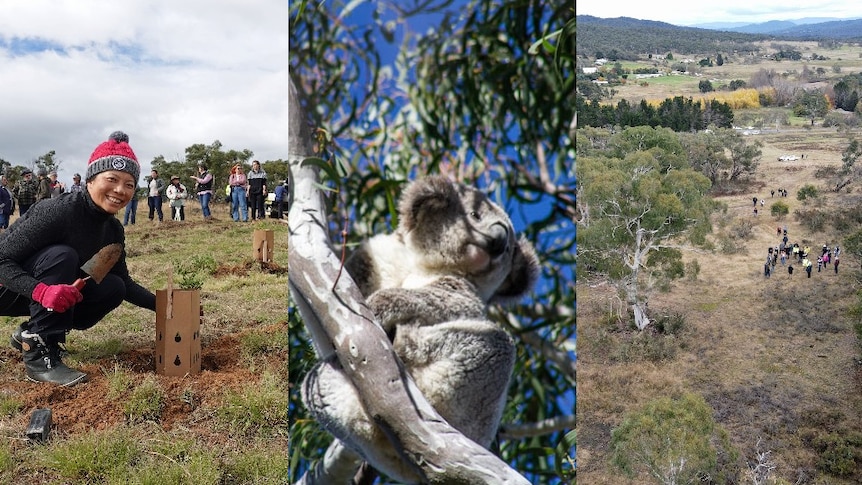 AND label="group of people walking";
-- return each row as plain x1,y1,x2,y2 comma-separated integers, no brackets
763,227,840,279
